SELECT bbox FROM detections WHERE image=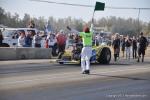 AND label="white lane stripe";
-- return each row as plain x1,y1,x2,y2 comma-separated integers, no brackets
0,67,150,85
